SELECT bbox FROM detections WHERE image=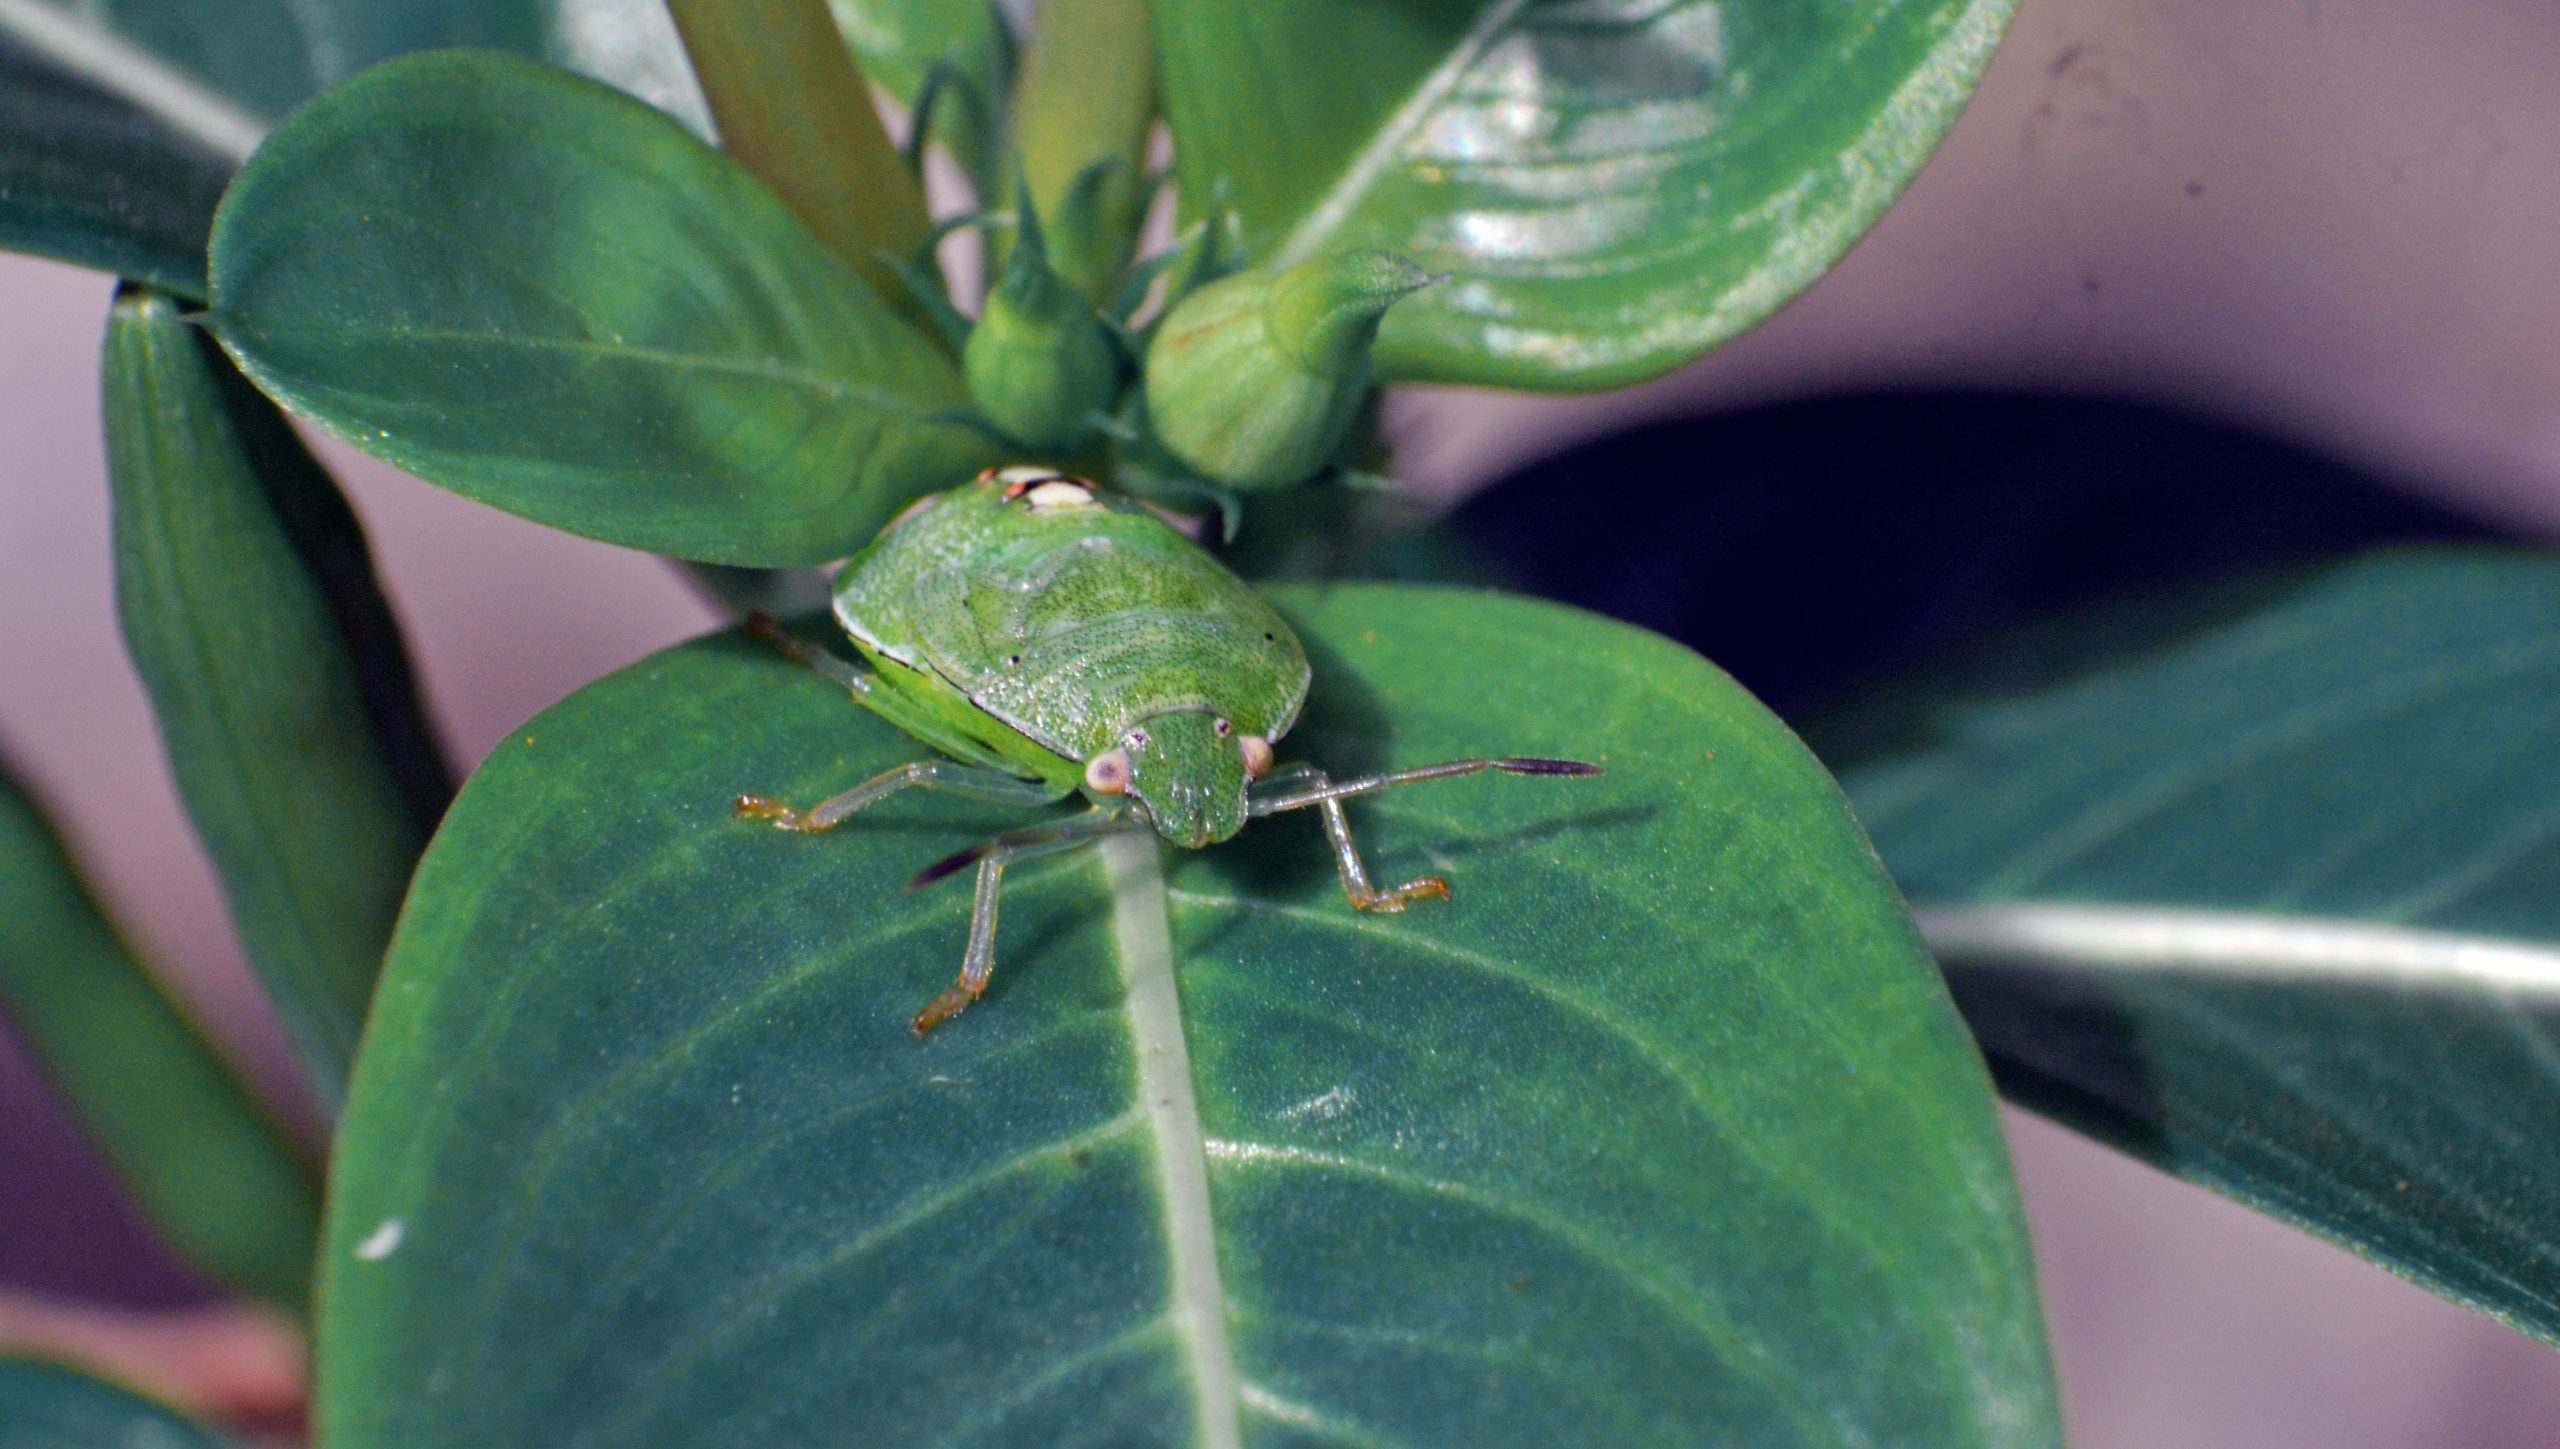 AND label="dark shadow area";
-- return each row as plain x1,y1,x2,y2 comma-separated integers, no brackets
1447,385,2536,1172
1940,962,2173,1165
1449,388,2516,718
